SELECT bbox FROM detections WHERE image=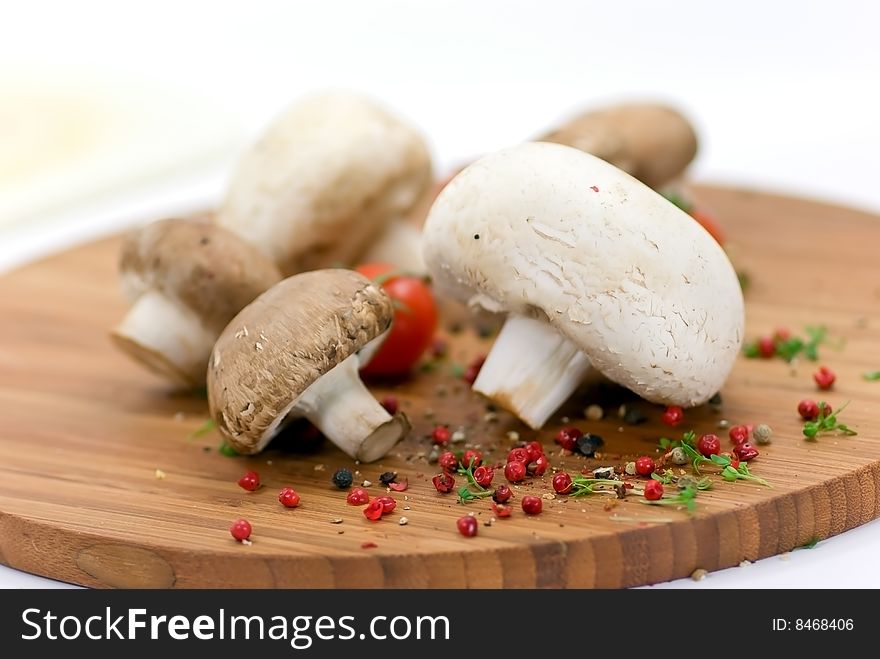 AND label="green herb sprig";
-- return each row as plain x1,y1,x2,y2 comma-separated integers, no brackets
642,484,700,512
802,401,857,440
